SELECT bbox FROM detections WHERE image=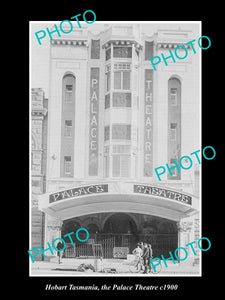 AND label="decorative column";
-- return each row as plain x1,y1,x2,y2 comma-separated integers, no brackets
45,215,63,257
177,219,197,265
